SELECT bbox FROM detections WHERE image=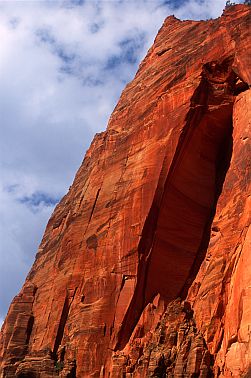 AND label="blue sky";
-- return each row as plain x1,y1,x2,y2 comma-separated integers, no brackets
0,0,243,326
